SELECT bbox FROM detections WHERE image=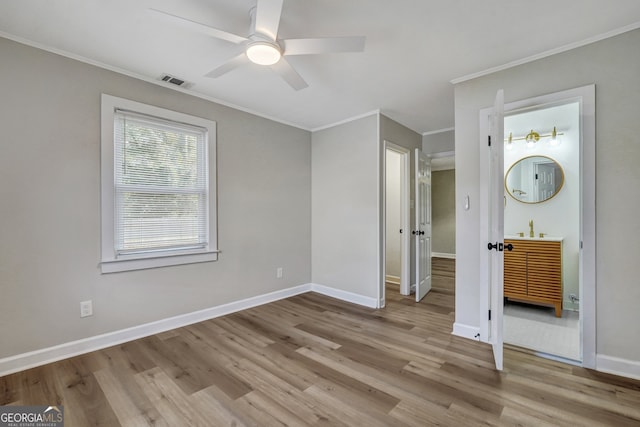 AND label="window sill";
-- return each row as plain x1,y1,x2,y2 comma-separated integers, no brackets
101,250,219,273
